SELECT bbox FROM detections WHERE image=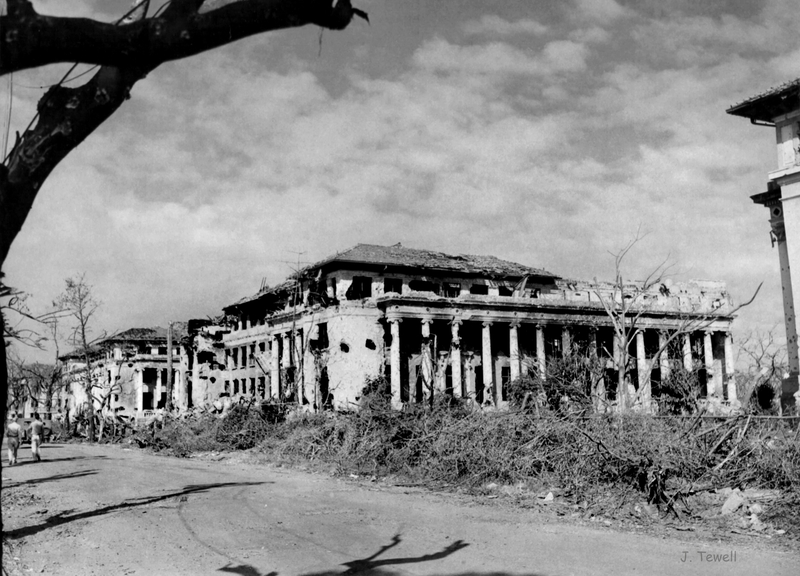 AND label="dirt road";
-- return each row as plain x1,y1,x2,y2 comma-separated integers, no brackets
1,442,796,575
